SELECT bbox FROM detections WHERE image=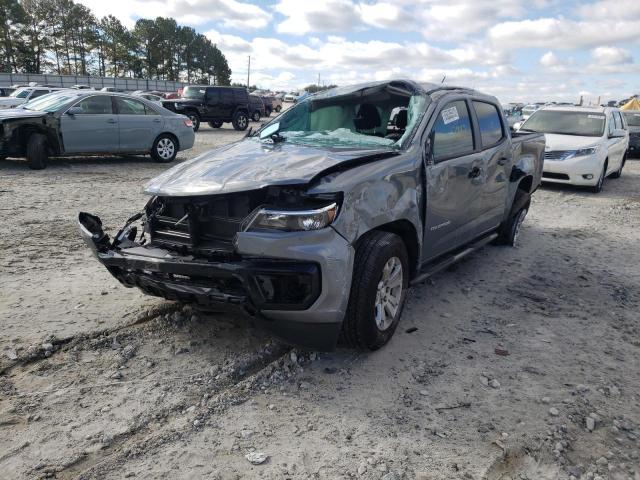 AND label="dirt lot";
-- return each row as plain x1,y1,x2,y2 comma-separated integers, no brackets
1,124,639,480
